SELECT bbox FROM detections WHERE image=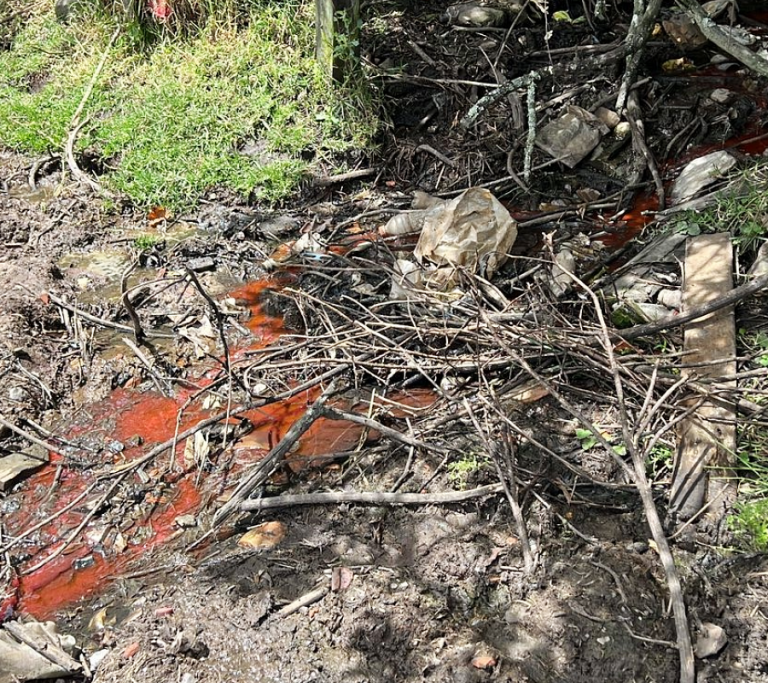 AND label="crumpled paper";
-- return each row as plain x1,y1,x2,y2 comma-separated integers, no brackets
413,187,517,279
